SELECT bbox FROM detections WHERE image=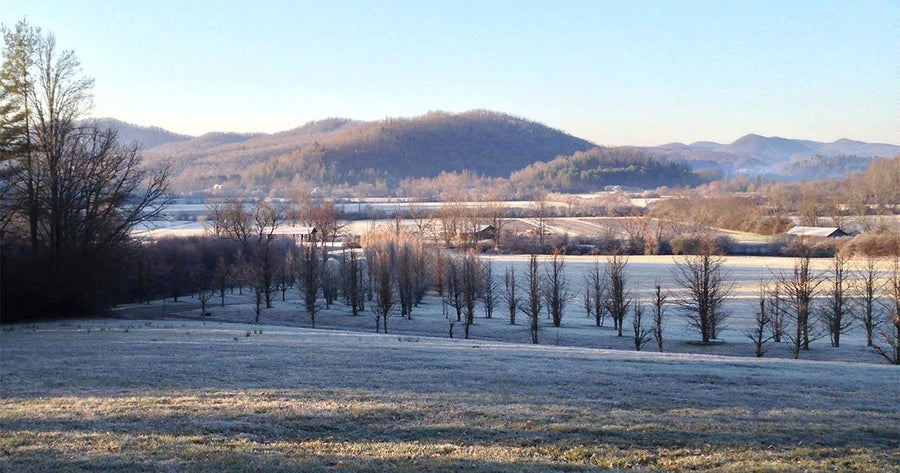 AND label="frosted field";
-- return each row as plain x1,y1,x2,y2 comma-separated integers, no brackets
1,320,898,472
125,255,896,364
